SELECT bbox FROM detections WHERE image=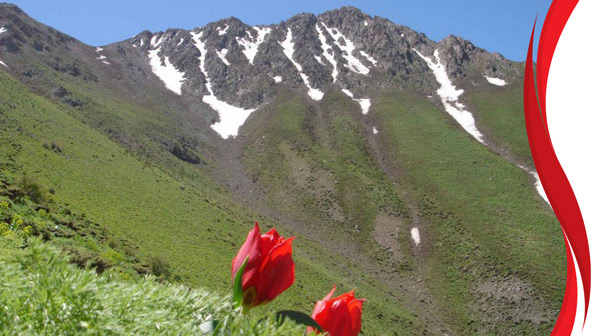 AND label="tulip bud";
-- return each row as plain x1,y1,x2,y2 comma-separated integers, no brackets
232,222,295,309
309,286,365,336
